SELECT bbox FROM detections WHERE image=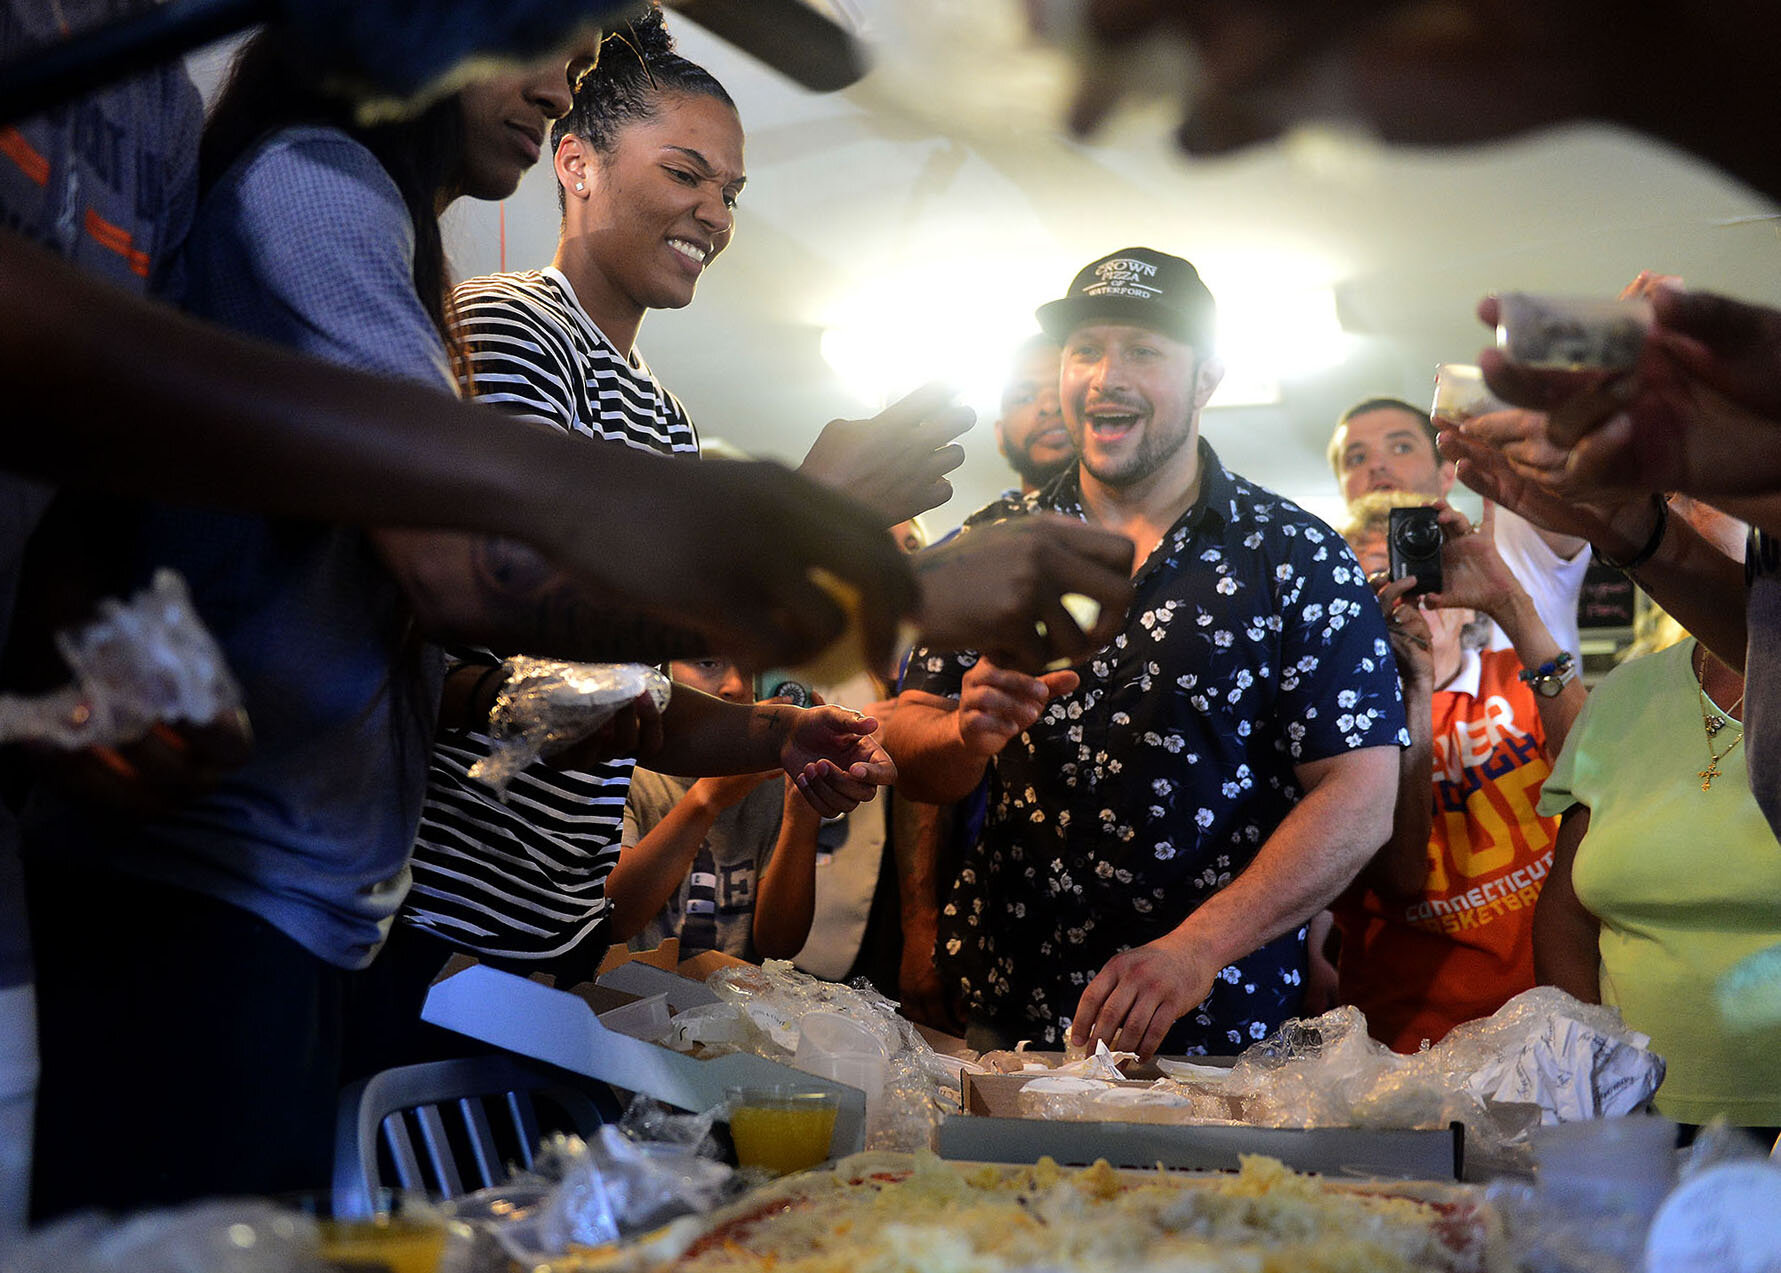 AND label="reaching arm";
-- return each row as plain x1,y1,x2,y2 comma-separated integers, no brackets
1582,500,1747,672
0,233,918,673
910,517,1135,673
1440,427,1750,670
641,687,894,818
752,783,823,960
796,383,973,527
1071,745,1398,1057
1713,492,1781,539
881,691,984,805
1422,502,1587,757
1371,679,1435,900
1487,591,1586,758
1532,807,1602,1002
883,662,1078,803
1363,576,1435,900
372,527,711,662
893,795,964,1031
